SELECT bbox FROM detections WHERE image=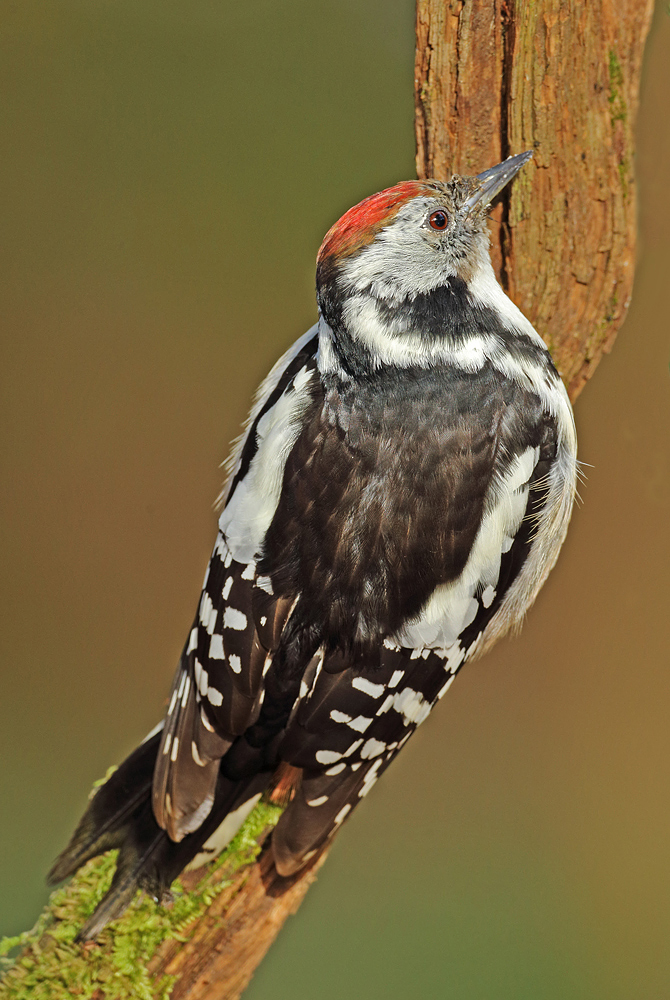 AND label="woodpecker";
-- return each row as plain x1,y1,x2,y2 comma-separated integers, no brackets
50,151,577,939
